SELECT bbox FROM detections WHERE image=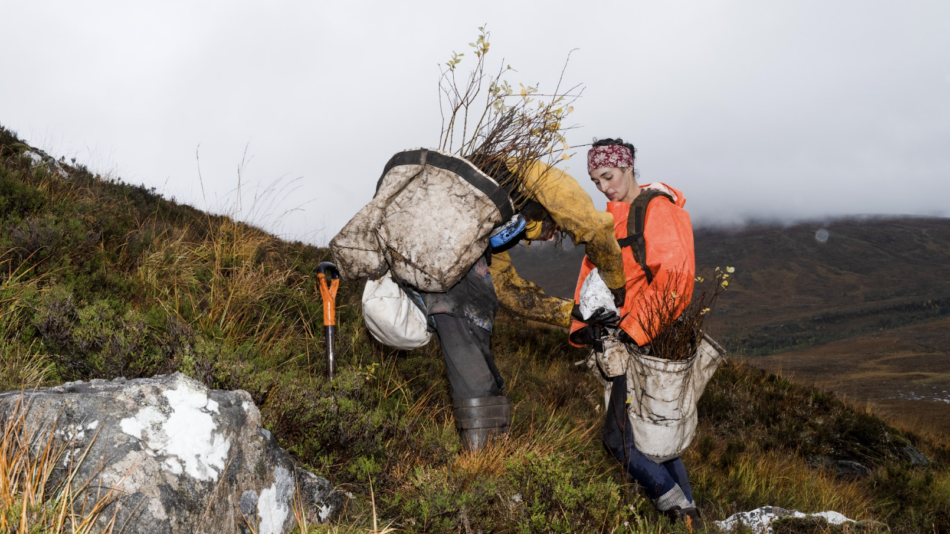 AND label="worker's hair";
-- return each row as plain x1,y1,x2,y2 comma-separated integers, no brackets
592,137,639,179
